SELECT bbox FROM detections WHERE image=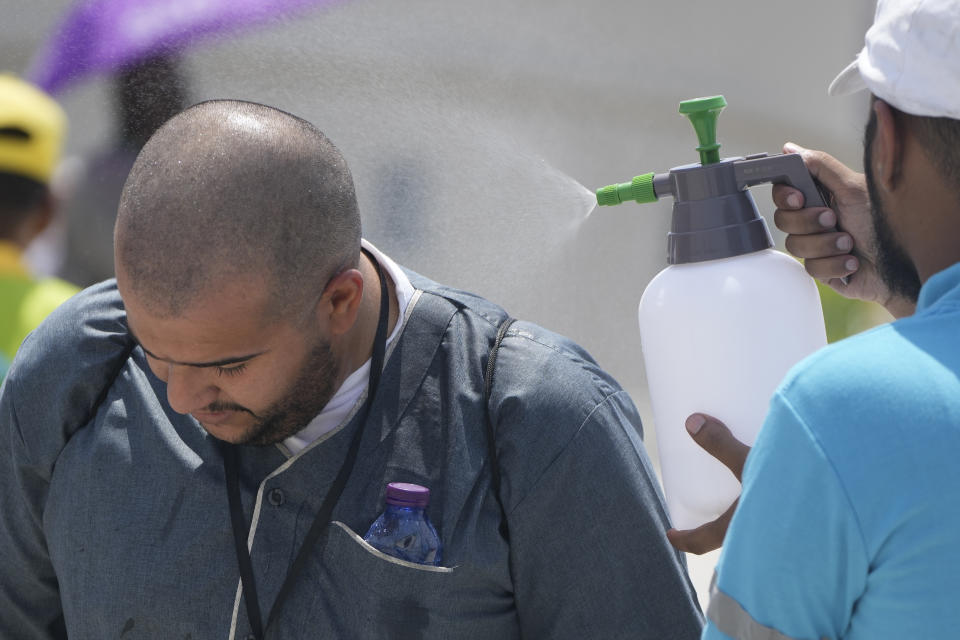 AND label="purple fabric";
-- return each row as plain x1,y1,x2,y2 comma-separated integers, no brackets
28,0,345,94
